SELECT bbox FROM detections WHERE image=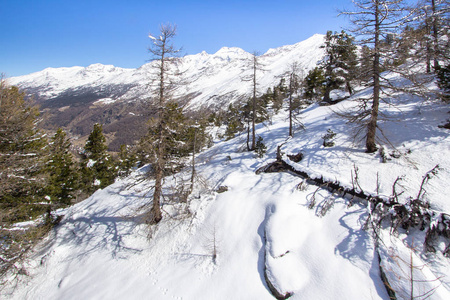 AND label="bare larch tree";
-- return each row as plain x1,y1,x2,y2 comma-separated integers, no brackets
146,24,181,224
340,0,412,153
244,51,265,150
